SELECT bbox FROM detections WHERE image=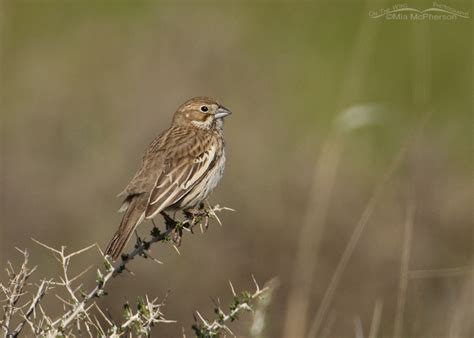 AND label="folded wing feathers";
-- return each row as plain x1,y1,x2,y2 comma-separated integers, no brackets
150,163,188,205
145,144,216,219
